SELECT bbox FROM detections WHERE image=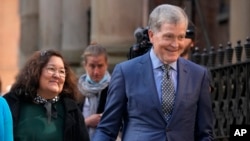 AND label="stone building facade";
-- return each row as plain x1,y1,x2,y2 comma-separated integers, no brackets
0,0,250,93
